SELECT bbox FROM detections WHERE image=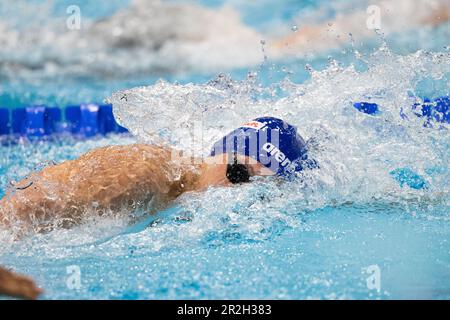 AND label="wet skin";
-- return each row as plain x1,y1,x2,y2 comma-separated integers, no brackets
0,267,42,300
0,144,274,232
